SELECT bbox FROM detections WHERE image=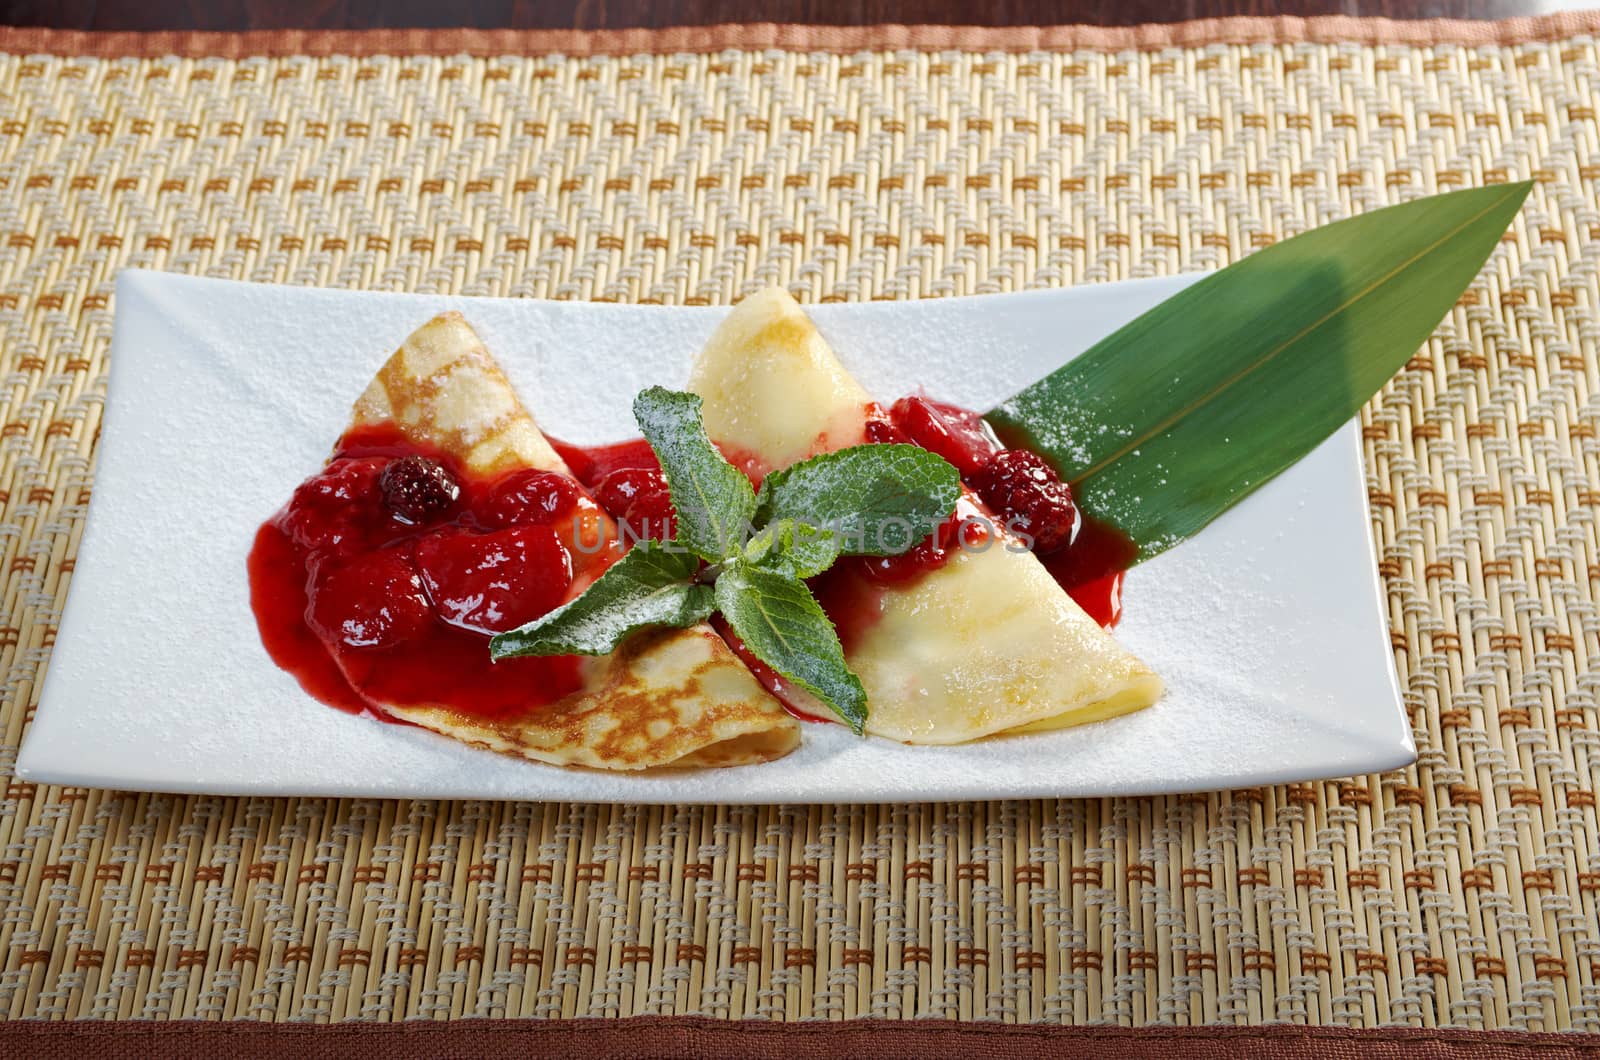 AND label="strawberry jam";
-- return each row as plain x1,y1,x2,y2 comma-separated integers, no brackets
480,469,582,528
550,437,659,486
249,423,618,722
593,467,677,541
254,393,1138,729
416,525,574,635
